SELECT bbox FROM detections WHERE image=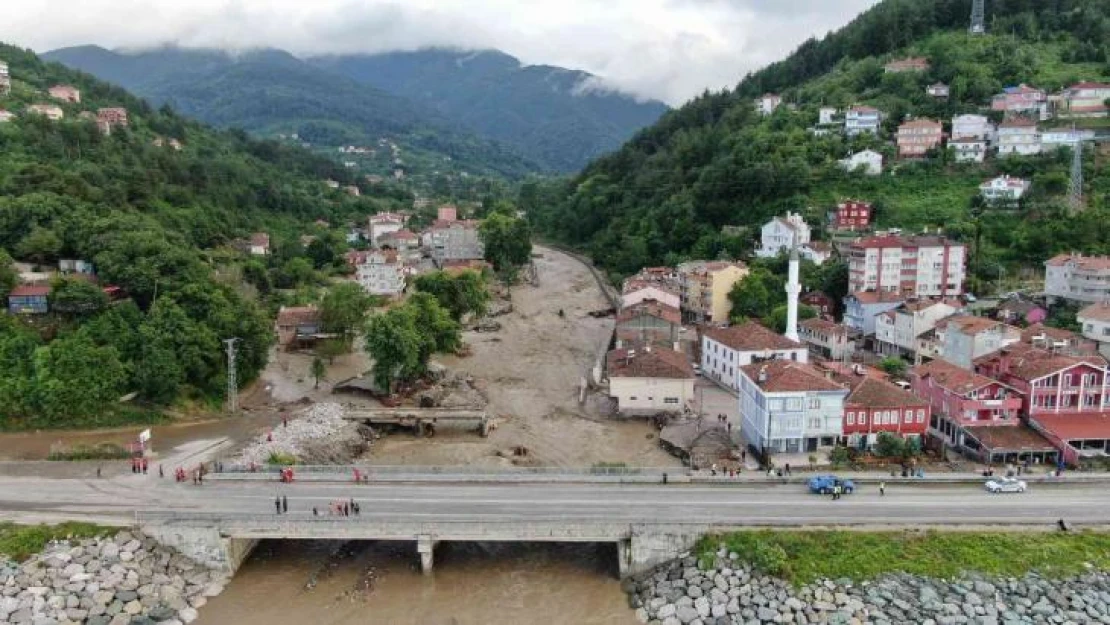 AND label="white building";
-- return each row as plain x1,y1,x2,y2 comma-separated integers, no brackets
355,250,406,297
839,150,883,175
1045,254,1110,304
27,104,64,121
847,235,967,298
701,321,808,393
738,360,849,455
818,107,839,125
844,106,882,136
1041,128,1094,150
996,118,1041,156
428,220,484,265
874,299,962,360
0,61,9,96
368,212,406,247
621,284,681,311
1077,303,1110,358
756,93,782,116
756,212,811,258
606,347,696,415
799,318,855,361
940,316,1021,370
248,233,270,256
951,137,989,163
927,83,950,98
979,175,1031,202
951,114,995,141
0,109,14,123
